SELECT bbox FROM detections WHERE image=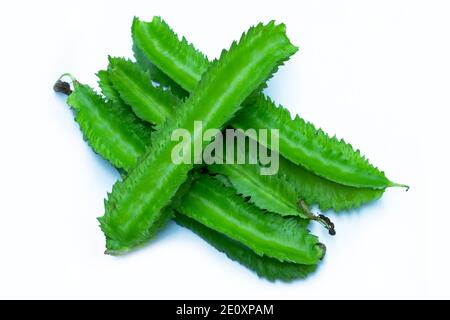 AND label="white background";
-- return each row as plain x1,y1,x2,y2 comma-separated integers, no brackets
0,0,448,299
